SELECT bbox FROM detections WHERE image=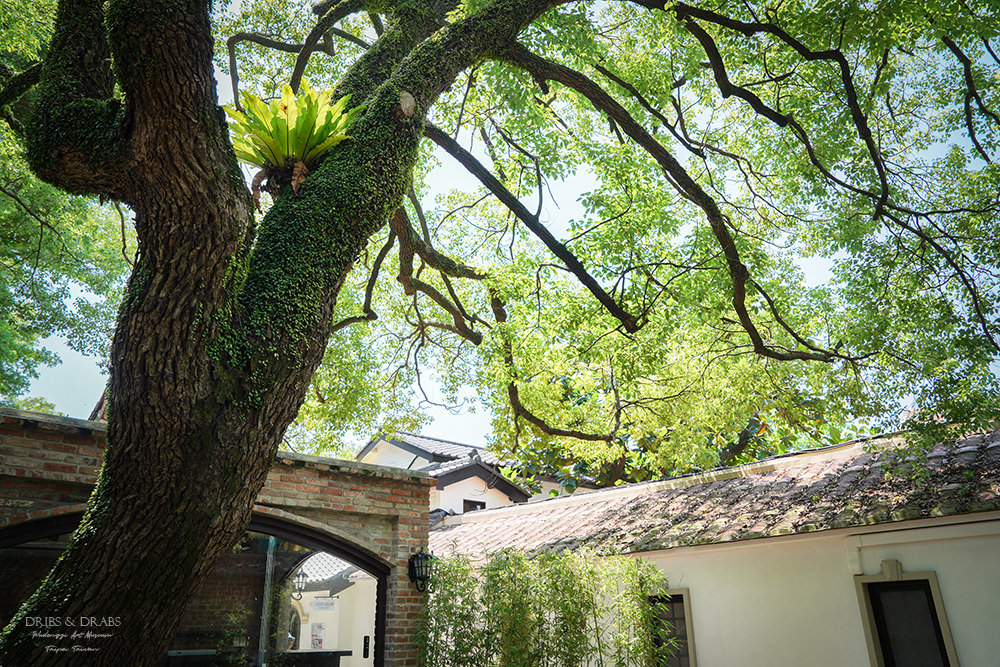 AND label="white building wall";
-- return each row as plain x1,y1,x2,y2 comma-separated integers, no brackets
436,476,515,514
641,515,1000,667
529,479,565,501
359,440,430,470
848,518,1000,667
